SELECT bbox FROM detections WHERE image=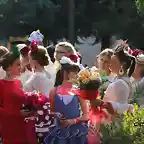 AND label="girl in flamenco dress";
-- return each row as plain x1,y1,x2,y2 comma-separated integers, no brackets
24,41,55,143
44,54,89,144
0,46,47,144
